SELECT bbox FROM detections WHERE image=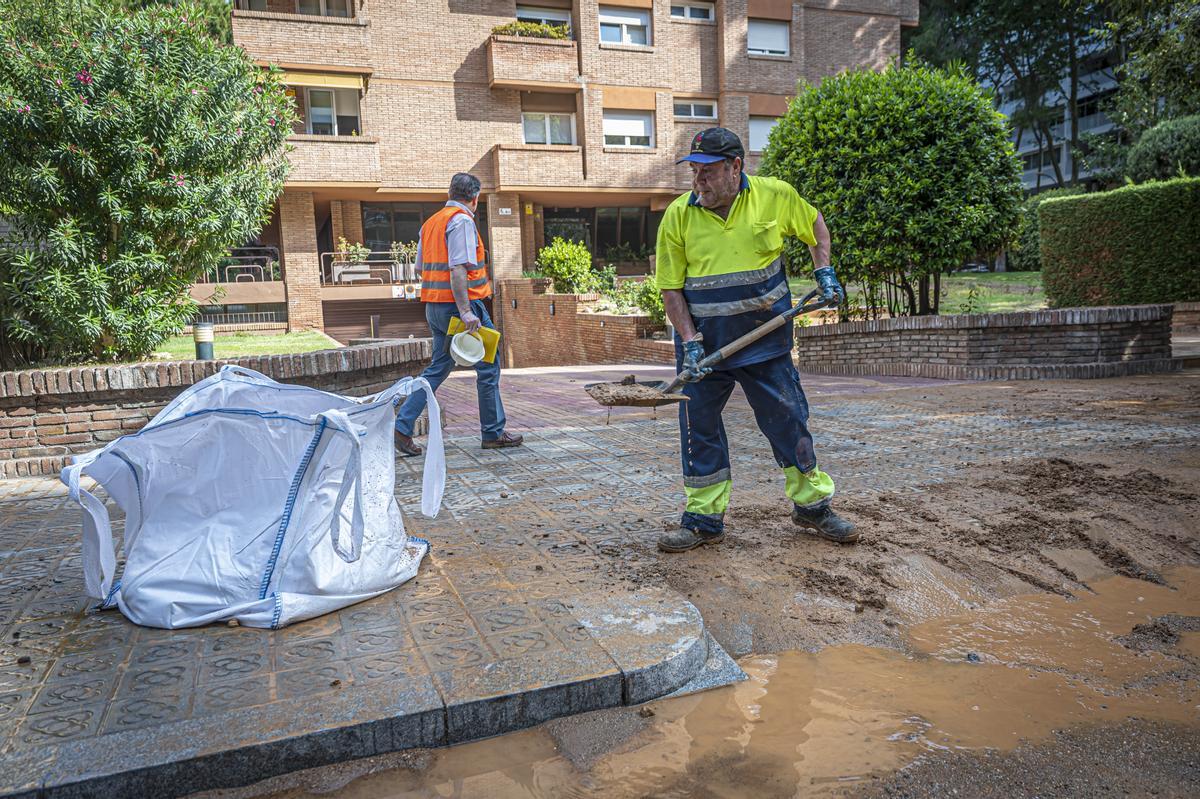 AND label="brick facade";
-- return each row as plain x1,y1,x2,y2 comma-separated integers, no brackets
0,340,431,479
279,191,325,331
233,1,913,341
